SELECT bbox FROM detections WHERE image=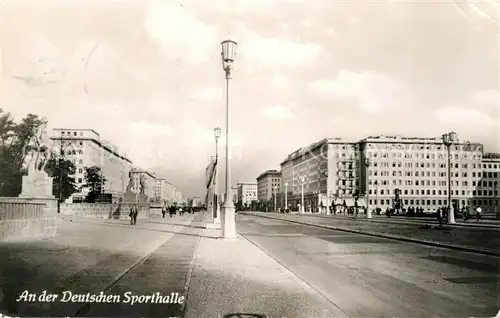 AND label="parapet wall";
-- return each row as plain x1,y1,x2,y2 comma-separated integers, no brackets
0,197,58,242
60,203,150,220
